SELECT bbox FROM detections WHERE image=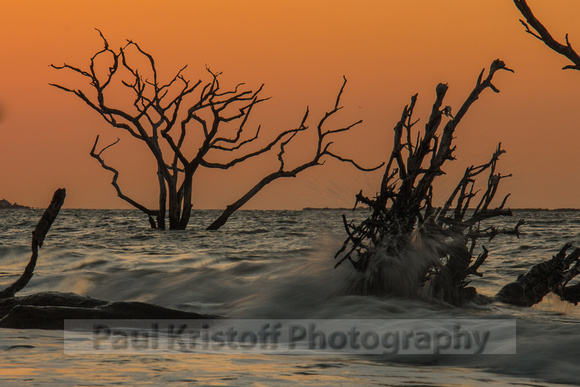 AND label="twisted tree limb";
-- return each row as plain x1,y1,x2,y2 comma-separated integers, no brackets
332,55,580,306
90,136,159,228
514,0,580,71
207,77,384,230
0,189,66,299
